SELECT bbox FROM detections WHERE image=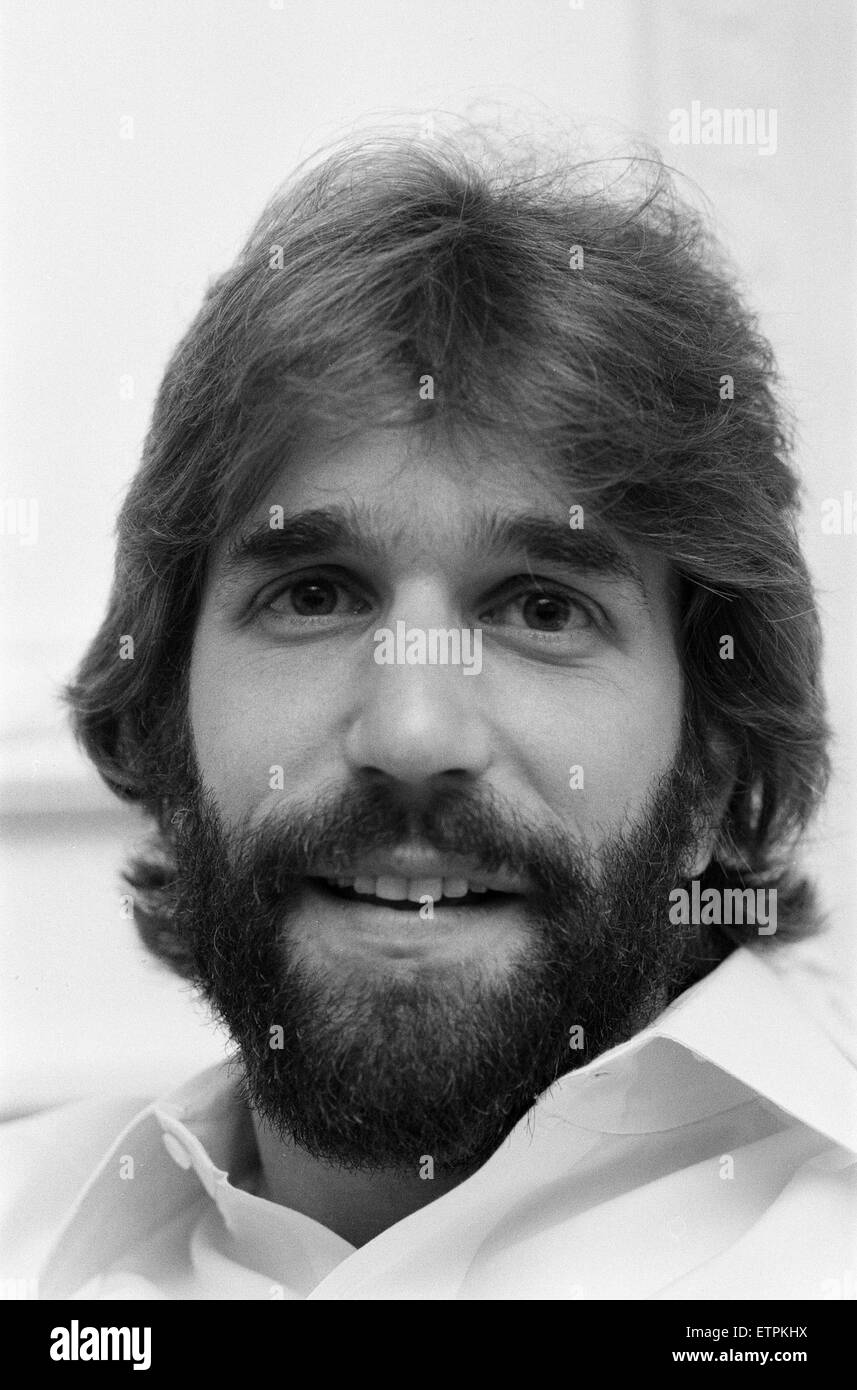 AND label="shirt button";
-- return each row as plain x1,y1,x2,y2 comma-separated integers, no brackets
161,1131,194,1169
